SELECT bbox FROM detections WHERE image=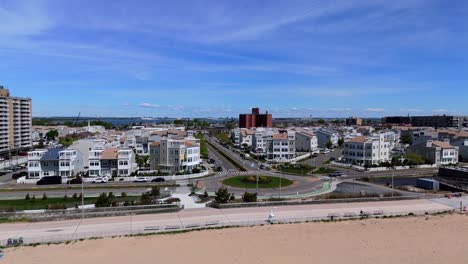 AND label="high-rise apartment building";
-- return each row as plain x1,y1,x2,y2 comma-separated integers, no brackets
0,86,32,153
